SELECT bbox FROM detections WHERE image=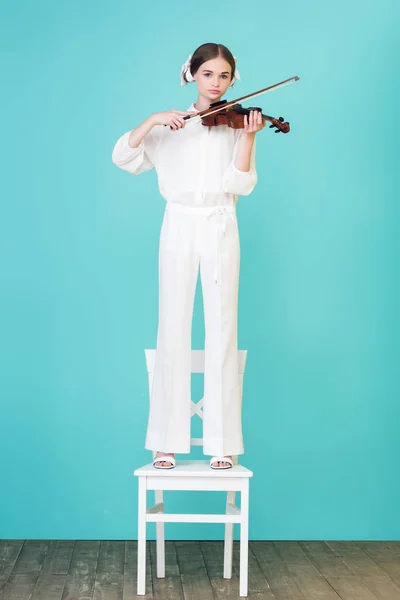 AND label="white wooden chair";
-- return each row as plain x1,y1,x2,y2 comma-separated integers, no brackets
134,349,253,597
